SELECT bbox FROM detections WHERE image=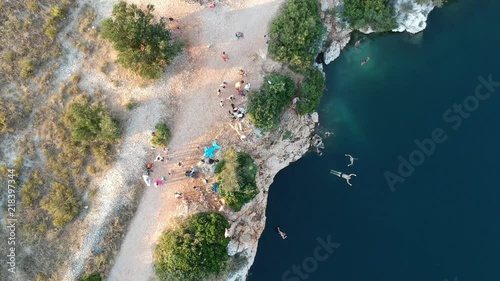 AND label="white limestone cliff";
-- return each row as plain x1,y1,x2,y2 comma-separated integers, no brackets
323,0,436,65
225,111,317,281
392,0,435,34
321,0,352,65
